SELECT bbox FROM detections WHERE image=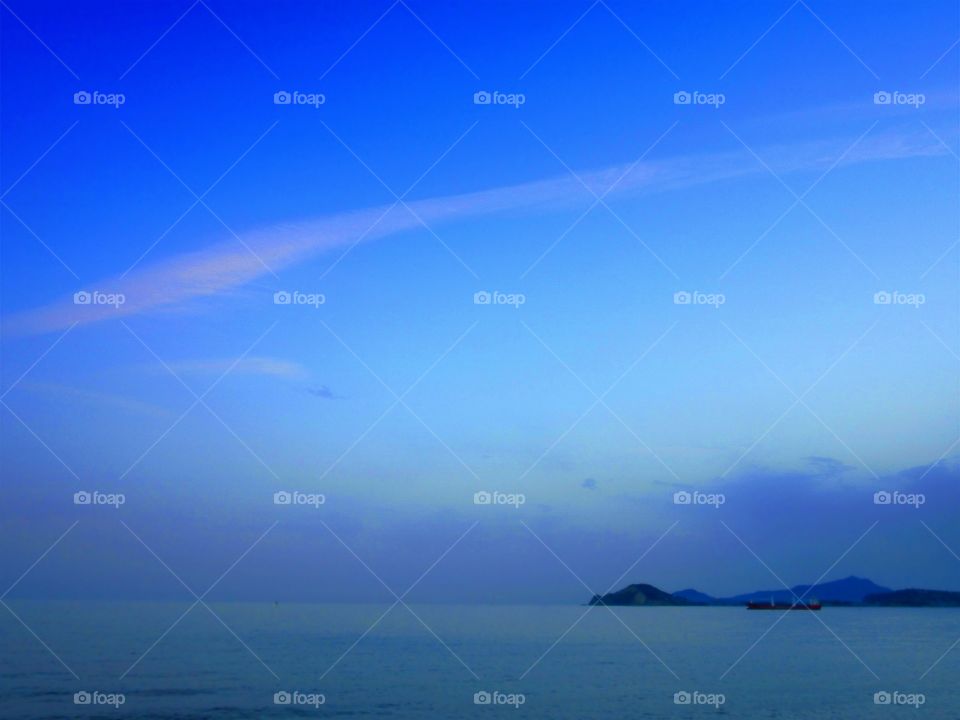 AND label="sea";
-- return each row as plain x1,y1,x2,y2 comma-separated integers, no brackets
2,602,958,718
